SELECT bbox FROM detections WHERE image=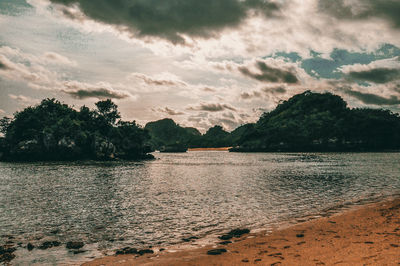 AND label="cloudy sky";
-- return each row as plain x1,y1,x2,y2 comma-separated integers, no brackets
1,0,400,132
